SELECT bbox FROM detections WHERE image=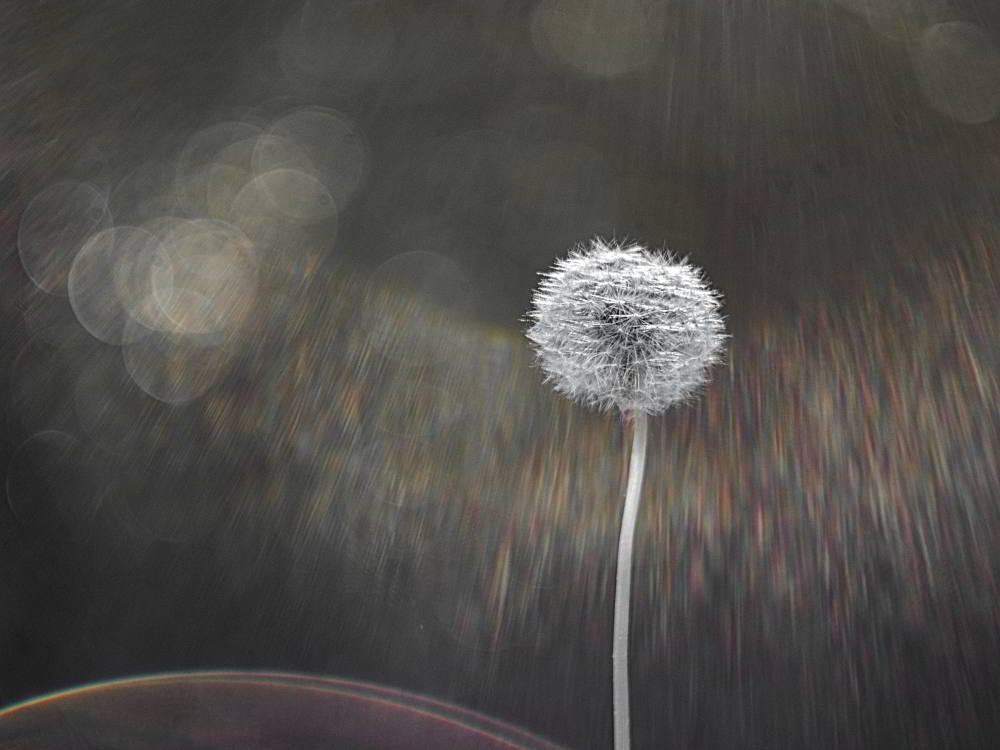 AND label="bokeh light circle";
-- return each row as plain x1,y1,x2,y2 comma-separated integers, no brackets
362,251,476,366
175,120,262,212
68,226,160,345
229,174,332,280
250,168,337,223
912,22,1000,124
277,0,396,95
107,453,230,545
18,181,111,294
832,0,951,42
20,287,87,348
256,107,368,210
121,317,235,404
8,337,82,434
530,0,665,78
111,219,175,332
150,219,258,337
108,160,179,224
500,139,619,258
5,430,100,533
73,347,156,455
